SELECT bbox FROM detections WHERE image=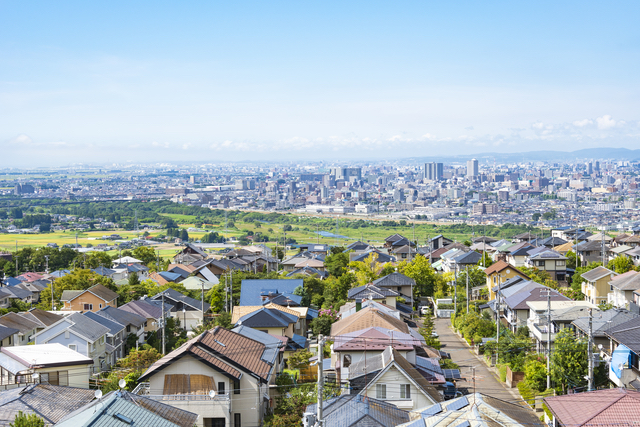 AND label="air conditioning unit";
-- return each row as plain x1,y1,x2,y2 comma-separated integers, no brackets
303,412,316,427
